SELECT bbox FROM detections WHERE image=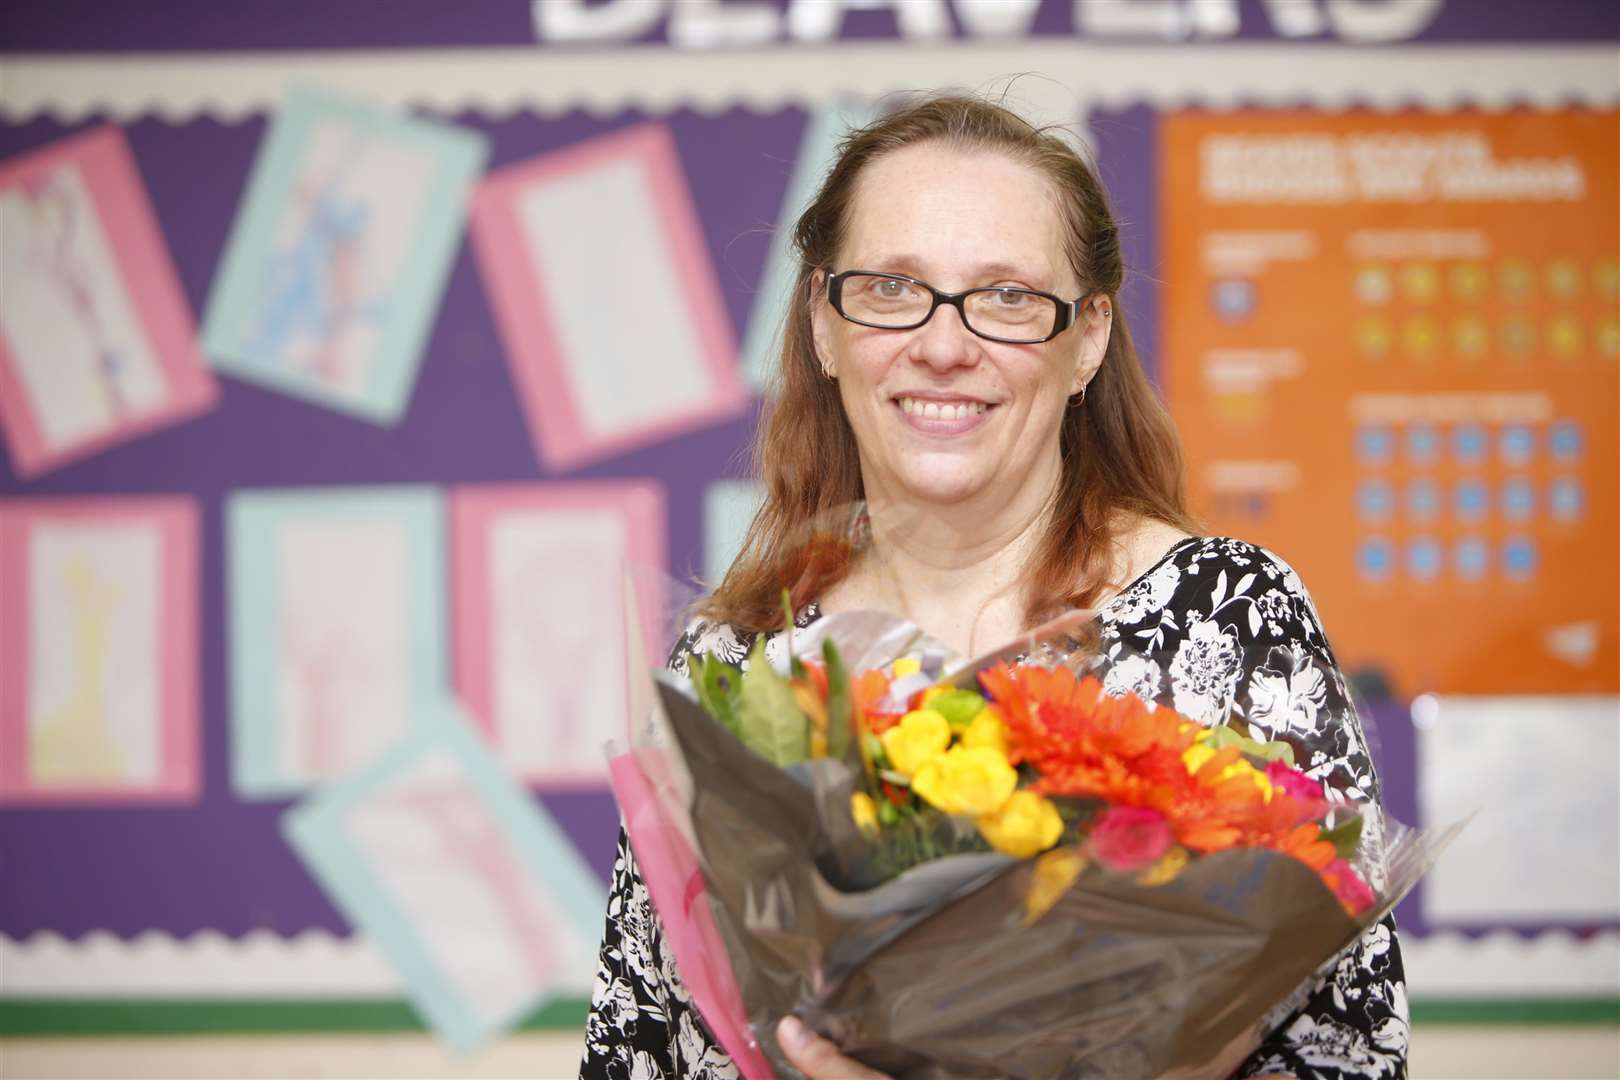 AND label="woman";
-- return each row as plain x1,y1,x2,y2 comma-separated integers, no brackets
582,96,1406,1080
